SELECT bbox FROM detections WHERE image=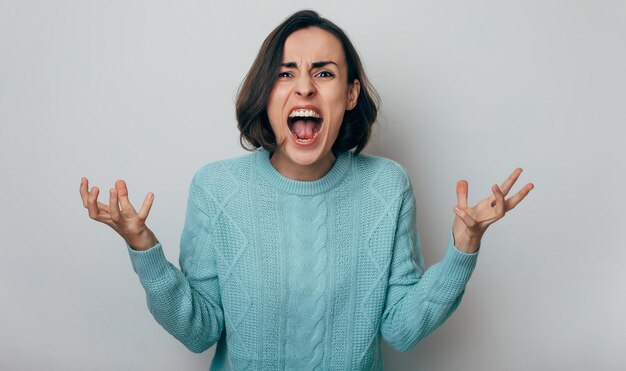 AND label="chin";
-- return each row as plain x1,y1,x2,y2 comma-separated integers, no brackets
284,146,328,167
